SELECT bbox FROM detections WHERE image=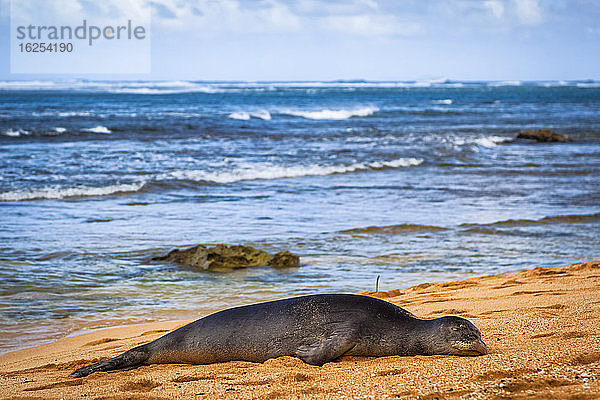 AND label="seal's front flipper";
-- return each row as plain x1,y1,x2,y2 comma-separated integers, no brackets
71,344,150,378
296,325,358,366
